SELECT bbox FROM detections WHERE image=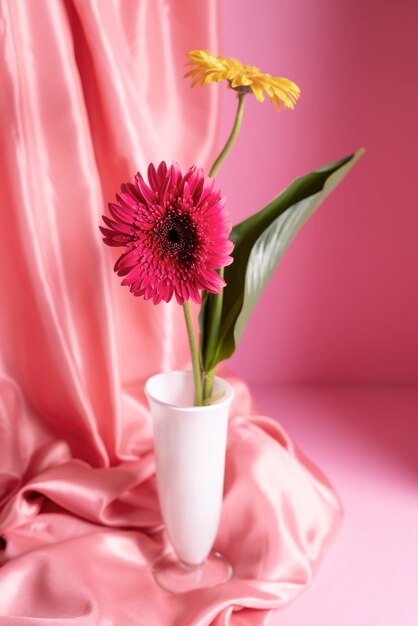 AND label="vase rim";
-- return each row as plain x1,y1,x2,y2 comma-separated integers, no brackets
145,370,234,412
